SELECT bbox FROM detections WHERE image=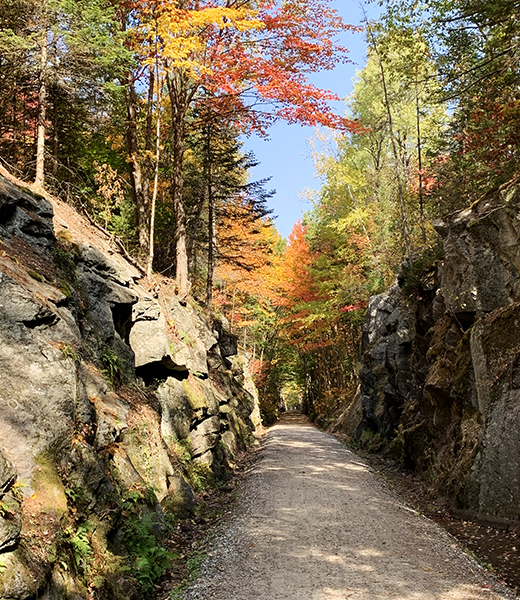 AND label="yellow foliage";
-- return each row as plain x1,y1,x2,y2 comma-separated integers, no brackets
137,4,265,80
